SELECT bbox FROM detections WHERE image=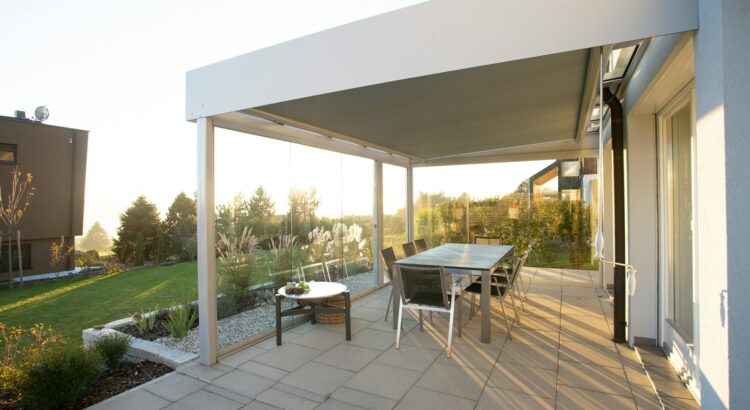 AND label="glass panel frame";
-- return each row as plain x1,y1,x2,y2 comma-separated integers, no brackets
657,86,696,343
